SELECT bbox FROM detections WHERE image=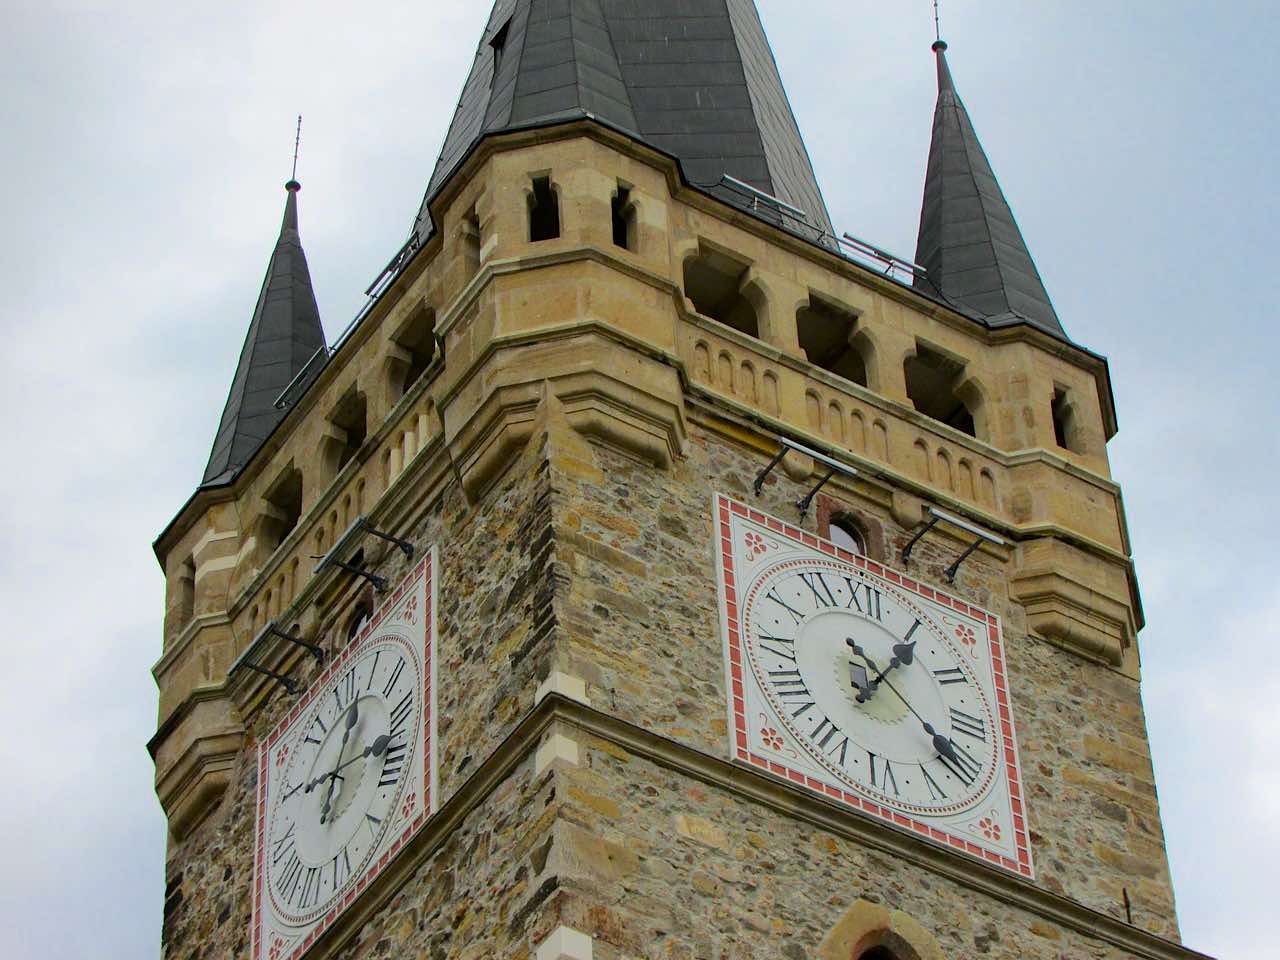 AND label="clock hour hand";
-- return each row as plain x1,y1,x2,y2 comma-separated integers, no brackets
858,669,957,763
320,699,362,824
845,640,878,702
870,641,917,688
